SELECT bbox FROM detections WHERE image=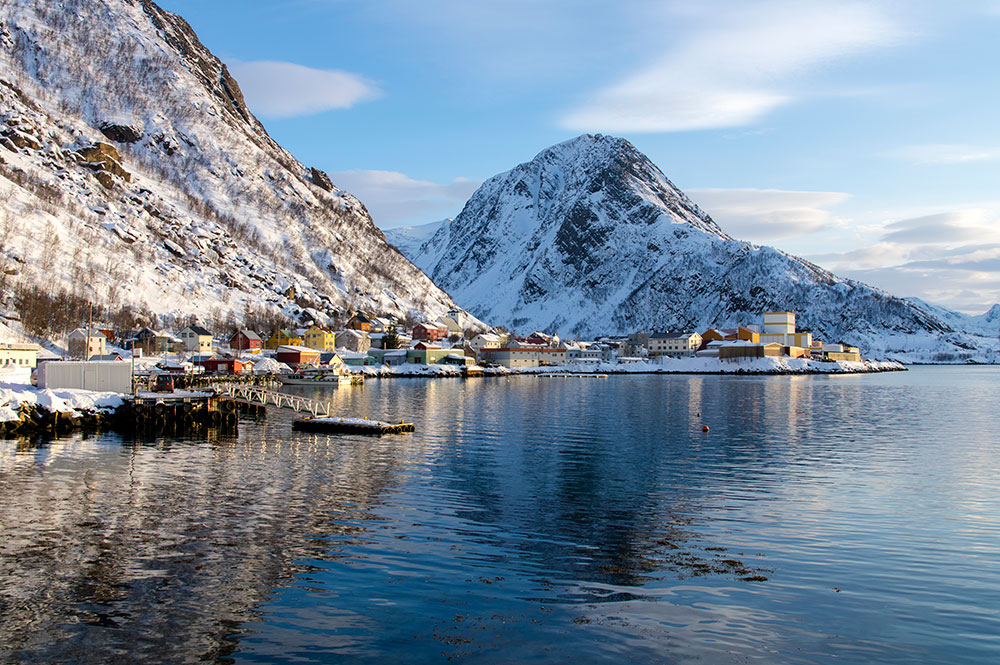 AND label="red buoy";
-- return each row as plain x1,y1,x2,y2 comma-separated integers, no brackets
702,425,710,433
